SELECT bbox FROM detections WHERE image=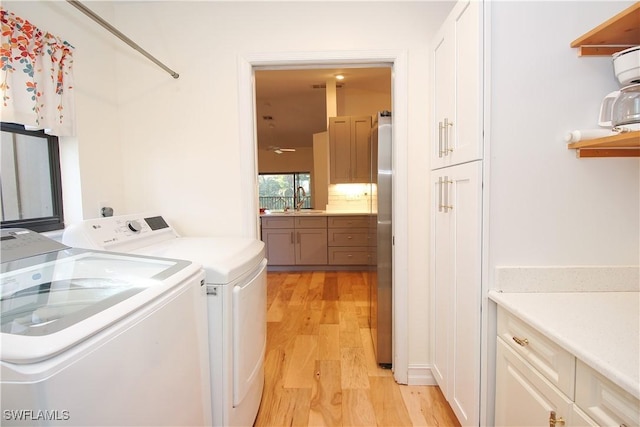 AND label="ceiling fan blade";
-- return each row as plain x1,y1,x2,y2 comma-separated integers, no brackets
280,148,296,152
